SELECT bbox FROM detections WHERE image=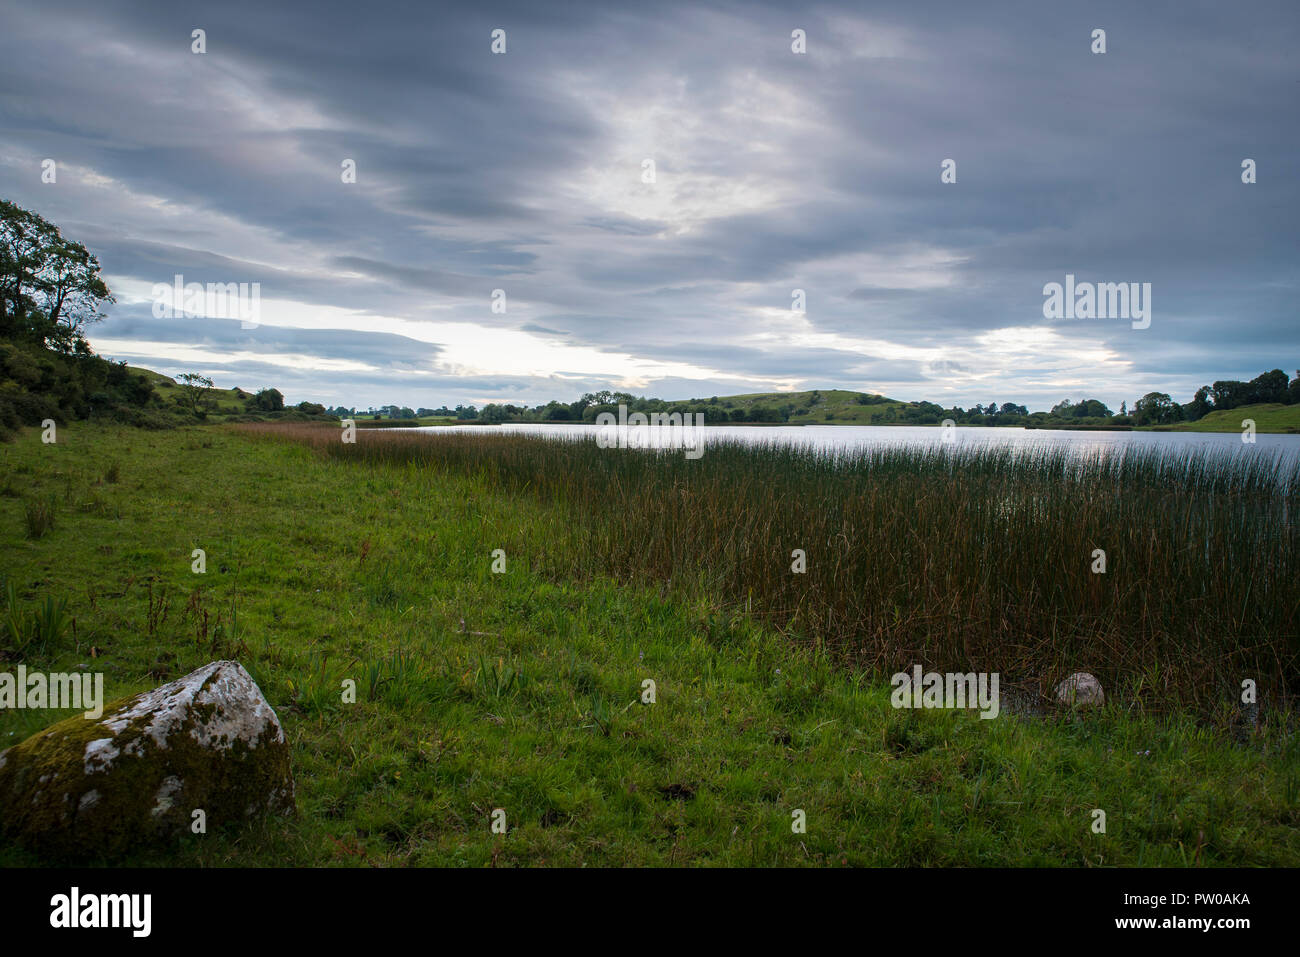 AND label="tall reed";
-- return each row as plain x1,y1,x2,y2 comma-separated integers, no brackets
242,422,1300,711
